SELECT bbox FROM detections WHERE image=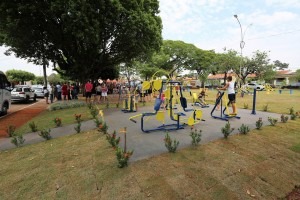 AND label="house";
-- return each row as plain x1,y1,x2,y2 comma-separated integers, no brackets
273,70,296,87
